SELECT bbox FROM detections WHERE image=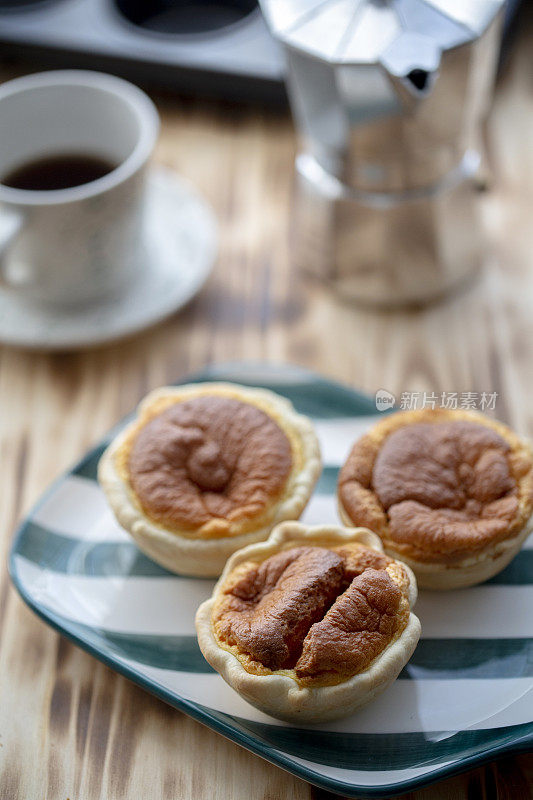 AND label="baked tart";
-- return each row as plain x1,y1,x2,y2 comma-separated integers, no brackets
338,408,533,589
98,383,321,577
196,522,420,722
